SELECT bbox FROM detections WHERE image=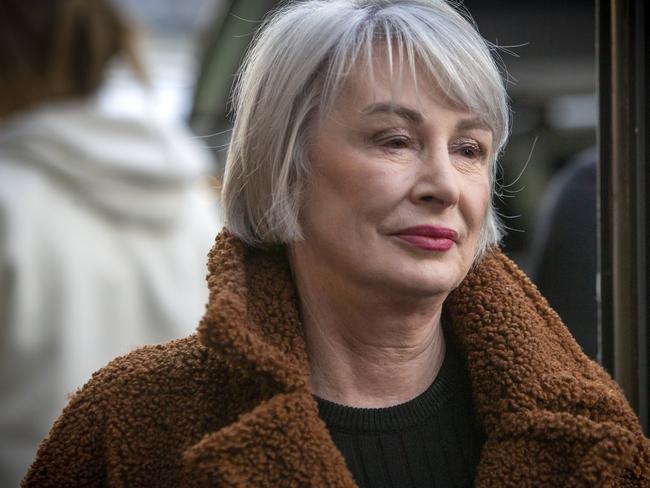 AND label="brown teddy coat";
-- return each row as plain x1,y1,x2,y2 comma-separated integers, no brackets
24,231,650,487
